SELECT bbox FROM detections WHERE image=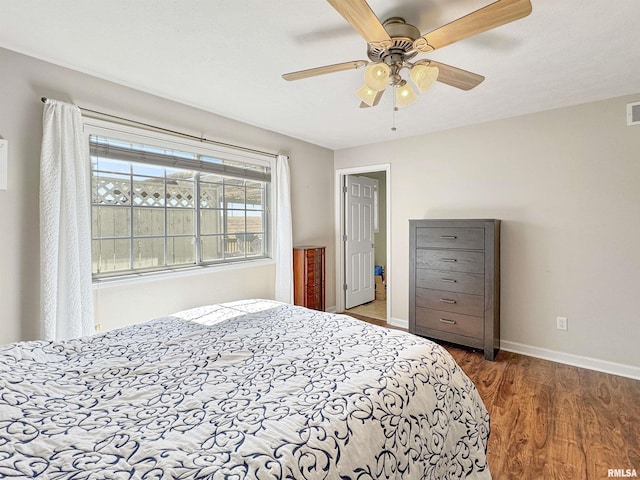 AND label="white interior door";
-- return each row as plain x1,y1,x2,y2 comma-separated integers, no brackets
345,175,376,309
